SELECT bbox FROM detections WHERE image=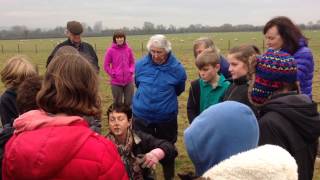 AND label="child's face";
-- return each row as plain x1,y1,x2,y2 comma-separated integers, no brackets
116,37,125,45
199,64,220,83
108,111,131,139
227,54,249,79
